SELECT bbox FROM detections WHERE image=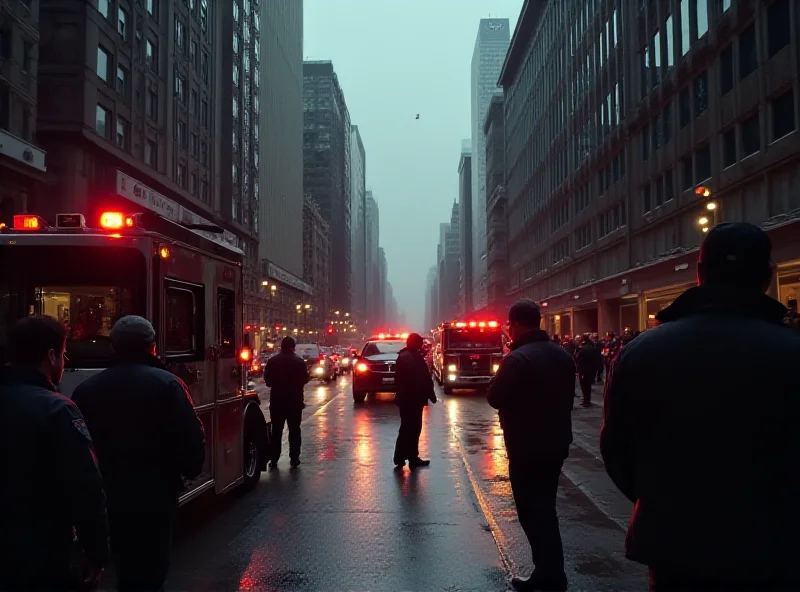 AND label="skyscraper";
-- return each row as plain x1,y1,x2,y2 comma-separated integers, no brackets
365,190,380,327
350,126,367,322
303,61,351,314
471,18,510,312
458,141,473,315
260,0,304,278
